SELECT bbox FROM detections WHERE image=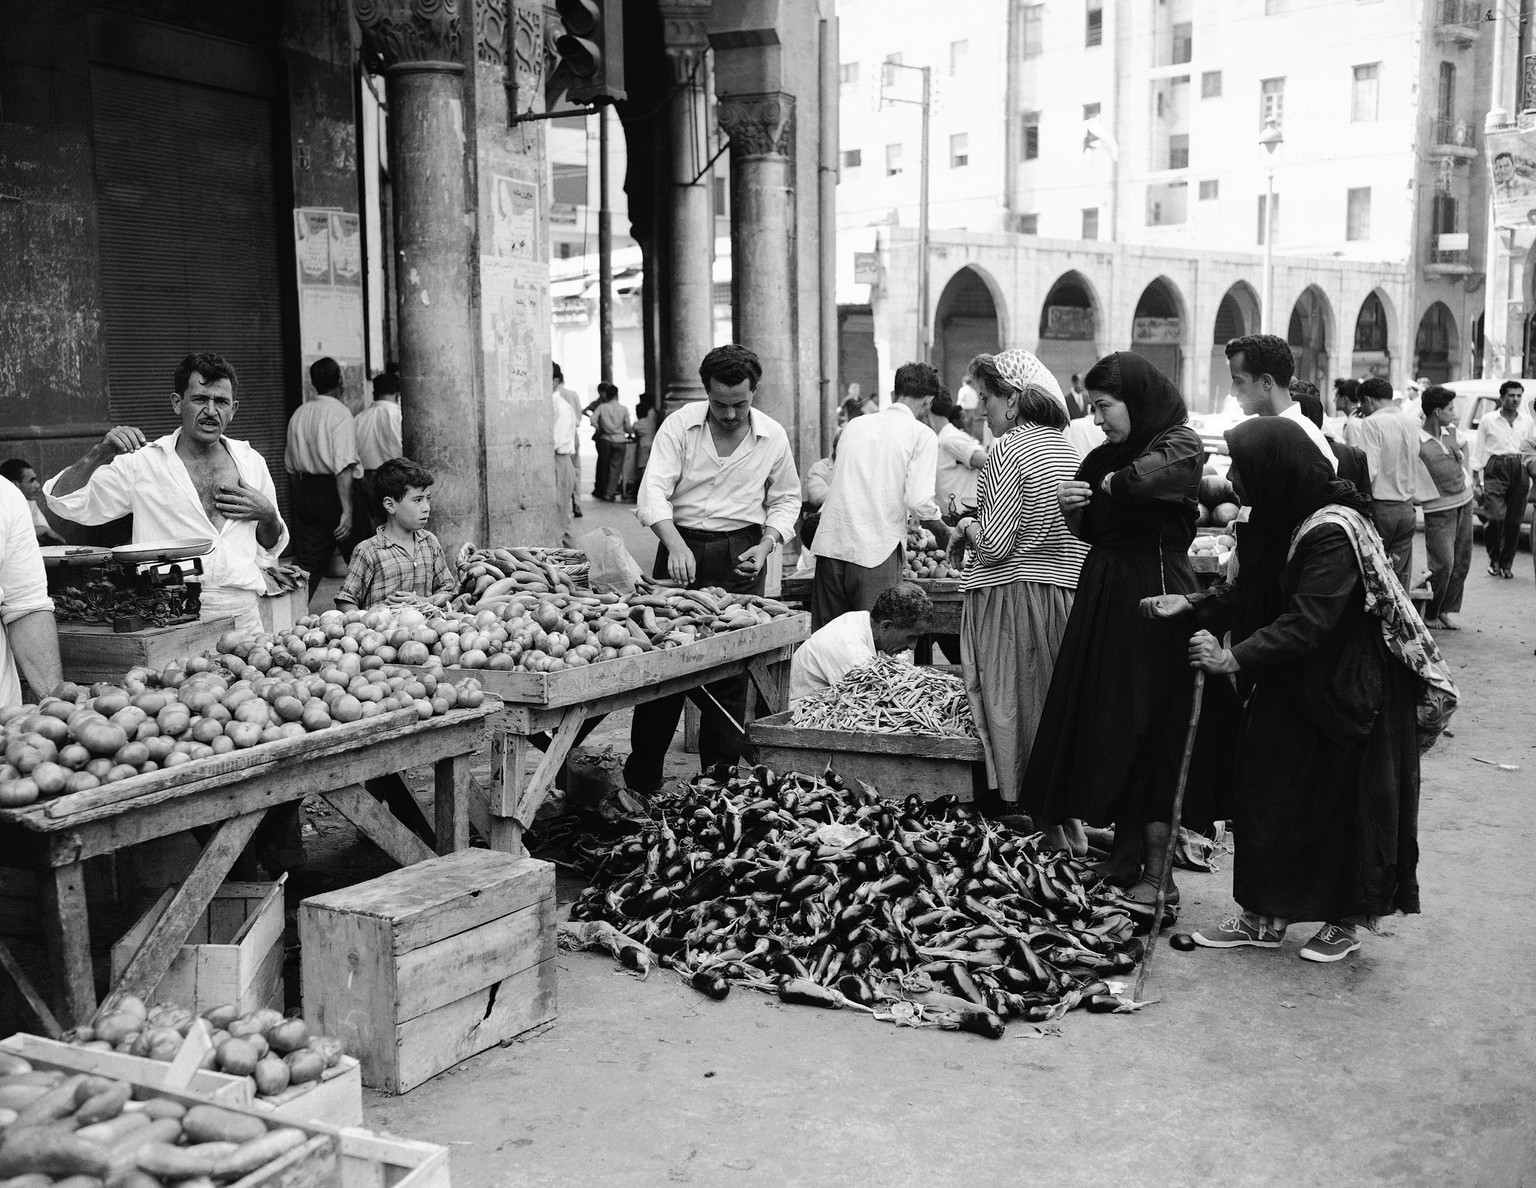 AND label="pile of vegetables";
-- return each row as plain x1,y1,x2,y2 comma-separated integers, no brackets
454,544,589,601
1197,475,1241,528
790,656,976,738
1188,530,1235,572
0,1056,312,1183
569,767,1144,1036
903,526,961,580
341,586,795,675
